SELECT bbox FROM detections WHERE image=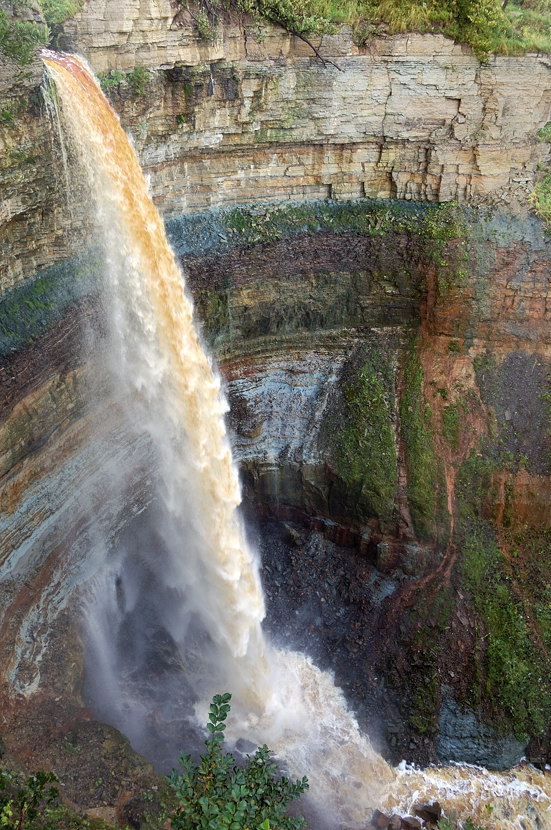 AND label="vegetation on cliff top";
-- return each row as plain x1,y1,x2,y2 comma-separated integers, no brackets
2,0,551,66
193,0,551,59
0,5,47,64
